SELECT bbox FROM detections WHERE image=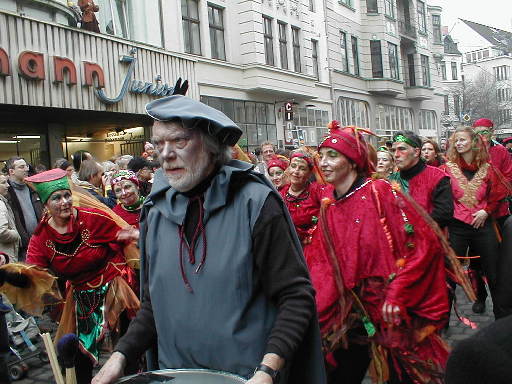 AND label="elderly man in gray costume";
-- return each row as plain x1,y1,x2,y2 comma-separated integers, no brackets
92,95,326,384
